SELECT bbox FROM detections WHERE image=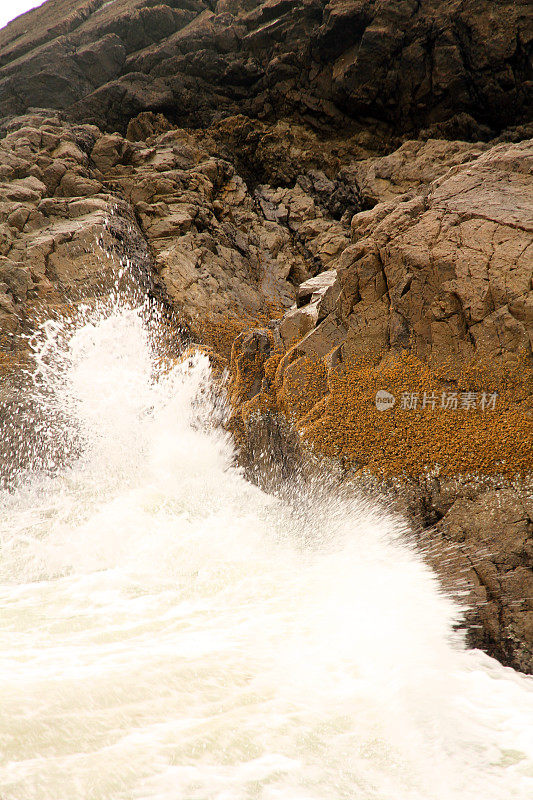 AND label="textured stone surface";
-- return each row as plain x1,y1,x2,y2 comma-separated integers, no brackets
0,113,154,350
271,139,533,373
433,486,533,674
0,0,531,137
338,140,533,368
